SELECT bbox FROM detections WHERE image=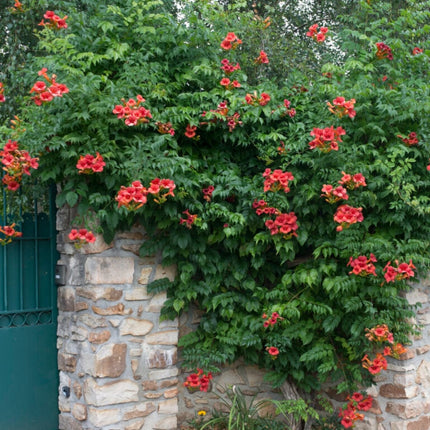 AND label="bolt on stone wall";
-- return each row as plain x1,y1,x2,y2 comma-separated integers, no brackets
56,206,179,430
